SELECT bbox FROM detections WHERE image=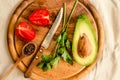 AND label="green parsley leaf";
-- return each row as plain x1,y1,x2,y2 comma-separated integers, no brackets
41,55,53,62
66,39,71,49
50,56,60,68
57,47,64,55
42,63,52,71
37,62,44,68
57,35,62,43
61,32,67,47
61,47,73,65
